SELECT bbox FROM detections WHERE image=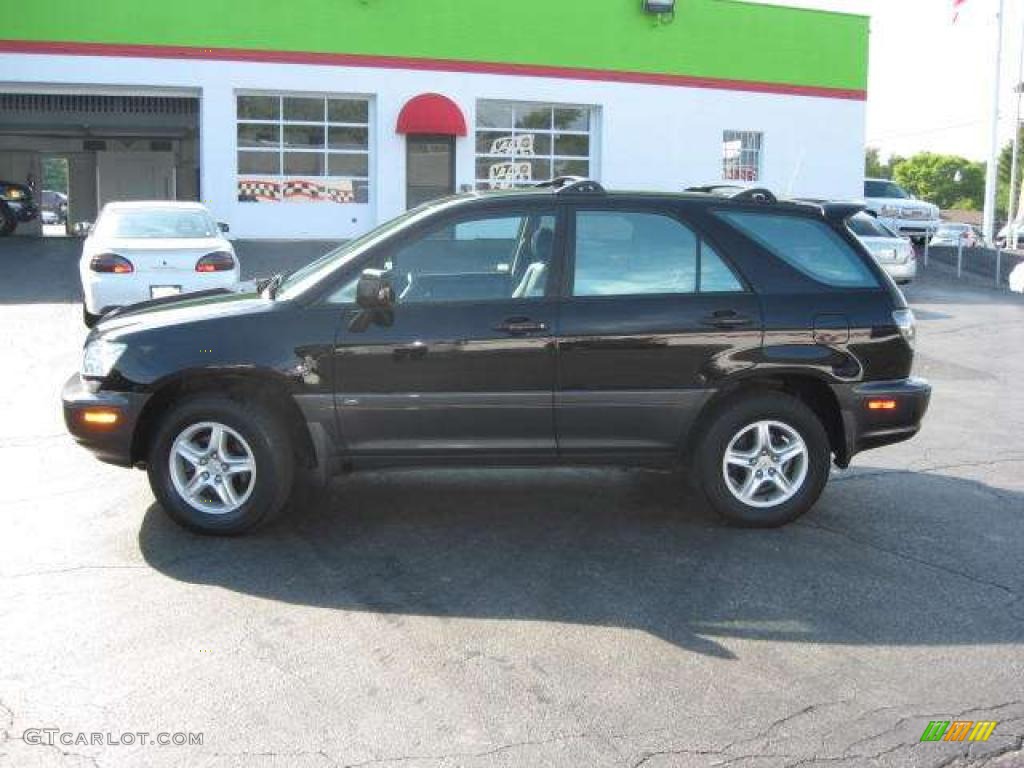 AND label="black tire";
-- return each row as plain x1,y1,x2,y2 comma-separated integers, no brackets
695,391,831,528
83,306,101,328
147,395,294,535
0,203,16,236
